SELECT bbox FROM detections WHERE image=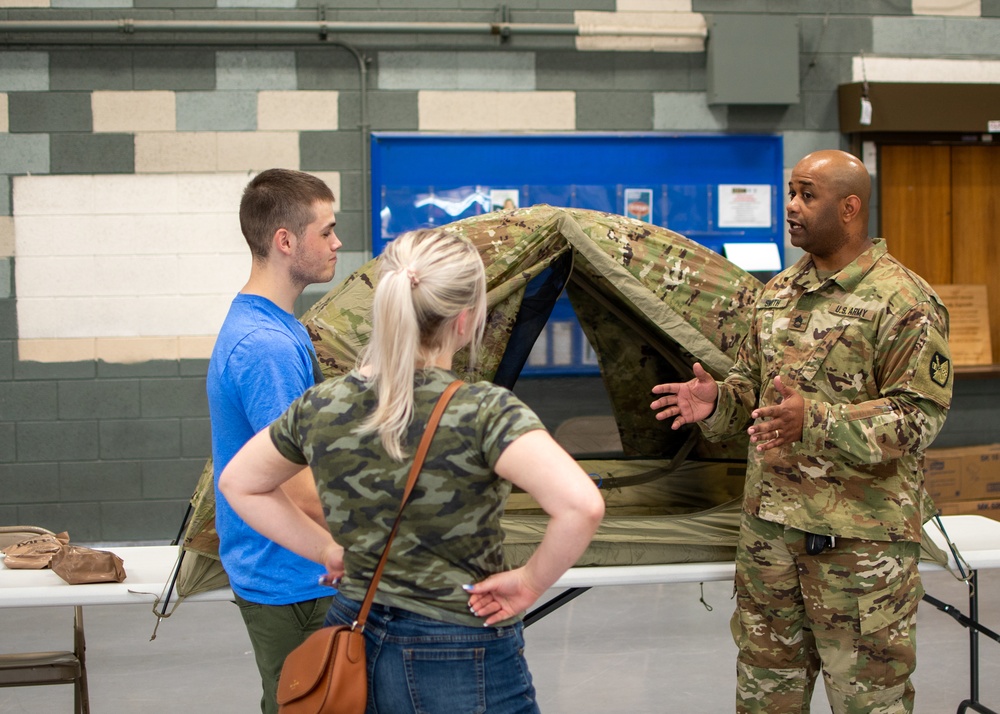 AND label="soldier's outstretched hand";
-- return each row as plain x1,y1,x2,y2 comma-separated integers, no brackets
650,362,719,429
